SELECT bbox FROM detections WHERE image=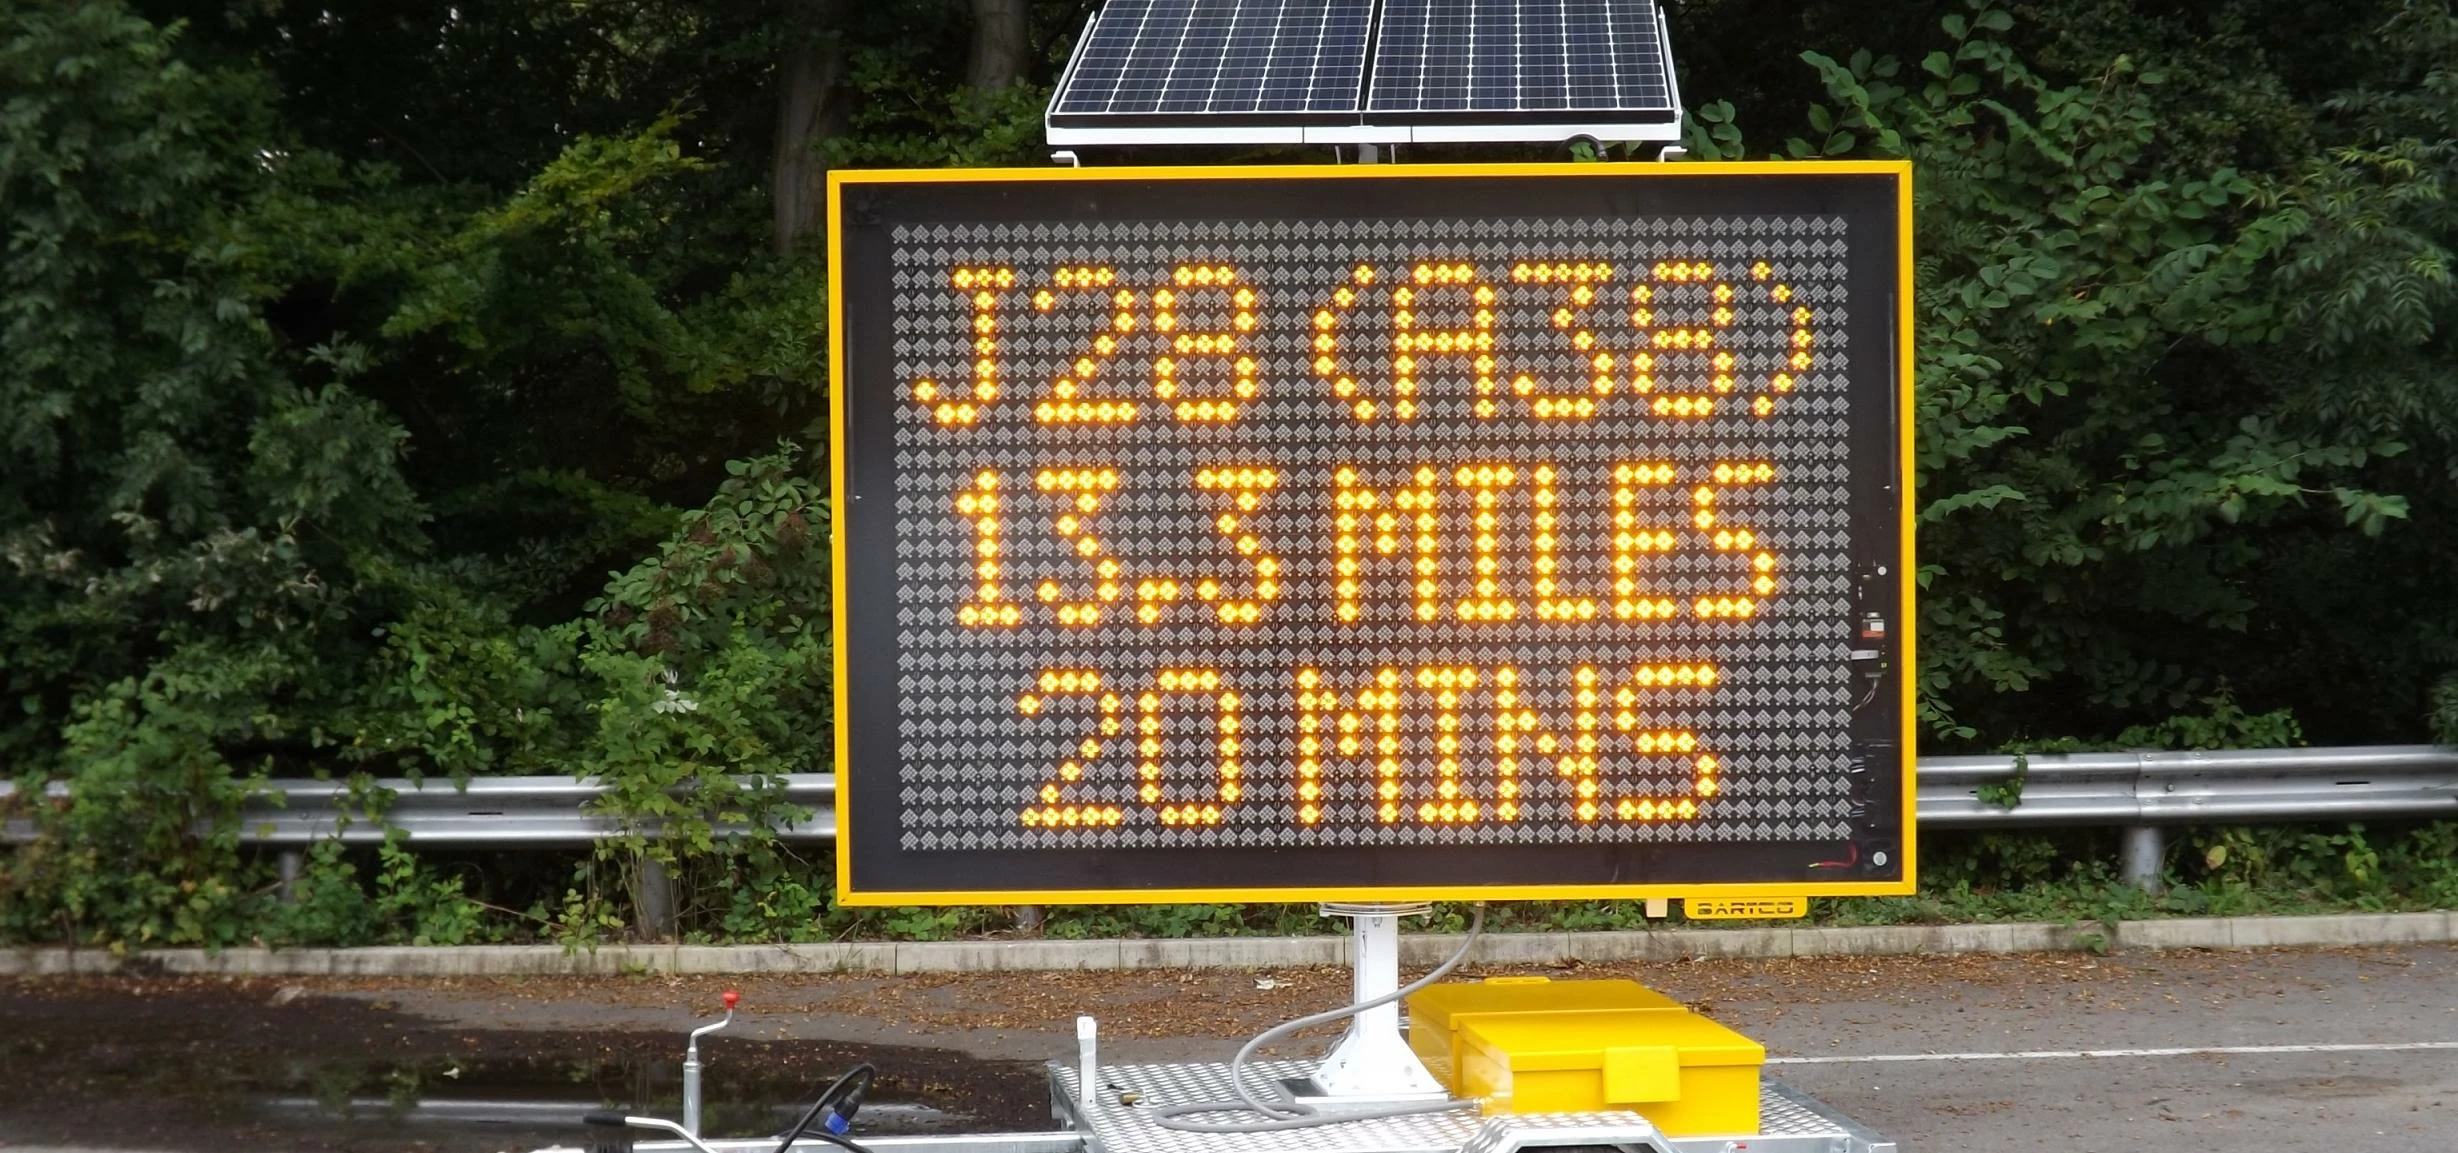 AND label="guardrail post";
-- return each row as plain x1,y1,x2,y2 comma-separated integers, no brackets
276,849,303,903
637,856,679,940
2120,825,2165,893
